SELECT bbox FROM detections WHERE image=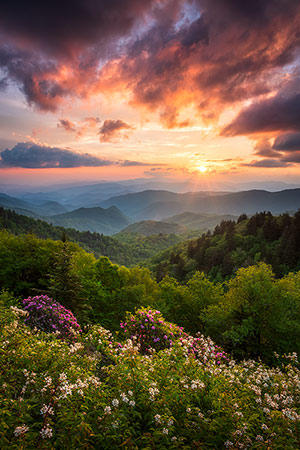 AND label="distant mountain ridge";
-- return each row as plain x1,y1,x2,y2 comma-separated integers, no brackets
48,206,131,235
101,188,300,220
2,188,300,233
